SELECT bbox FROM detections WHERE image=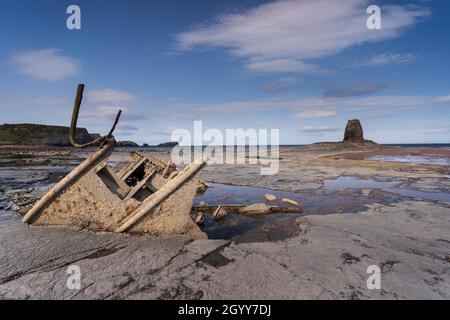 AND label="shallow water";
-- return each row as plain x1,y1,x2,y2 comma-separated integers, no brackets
195,183,371,215
195,177,450,242
201,212,301,242
366,155,450,166
323,176,450,202
195,182,387,242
